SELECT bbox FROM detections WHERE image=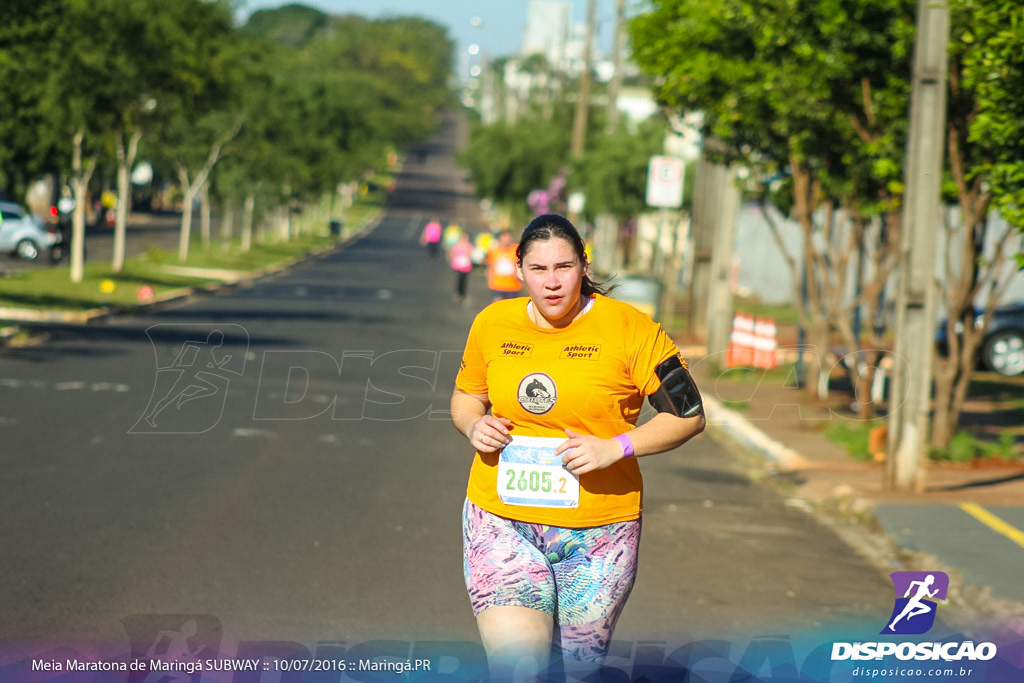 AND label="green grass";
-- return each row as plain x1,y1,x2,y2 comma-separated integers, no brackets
733,295,801,327
721,399,751,410
0,263,203,310
823,421,883,462
0,193,384,313
929,432,1019,465
707,362,801,387
0,235,338,311
823,419,1019,464
164,232,337,271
